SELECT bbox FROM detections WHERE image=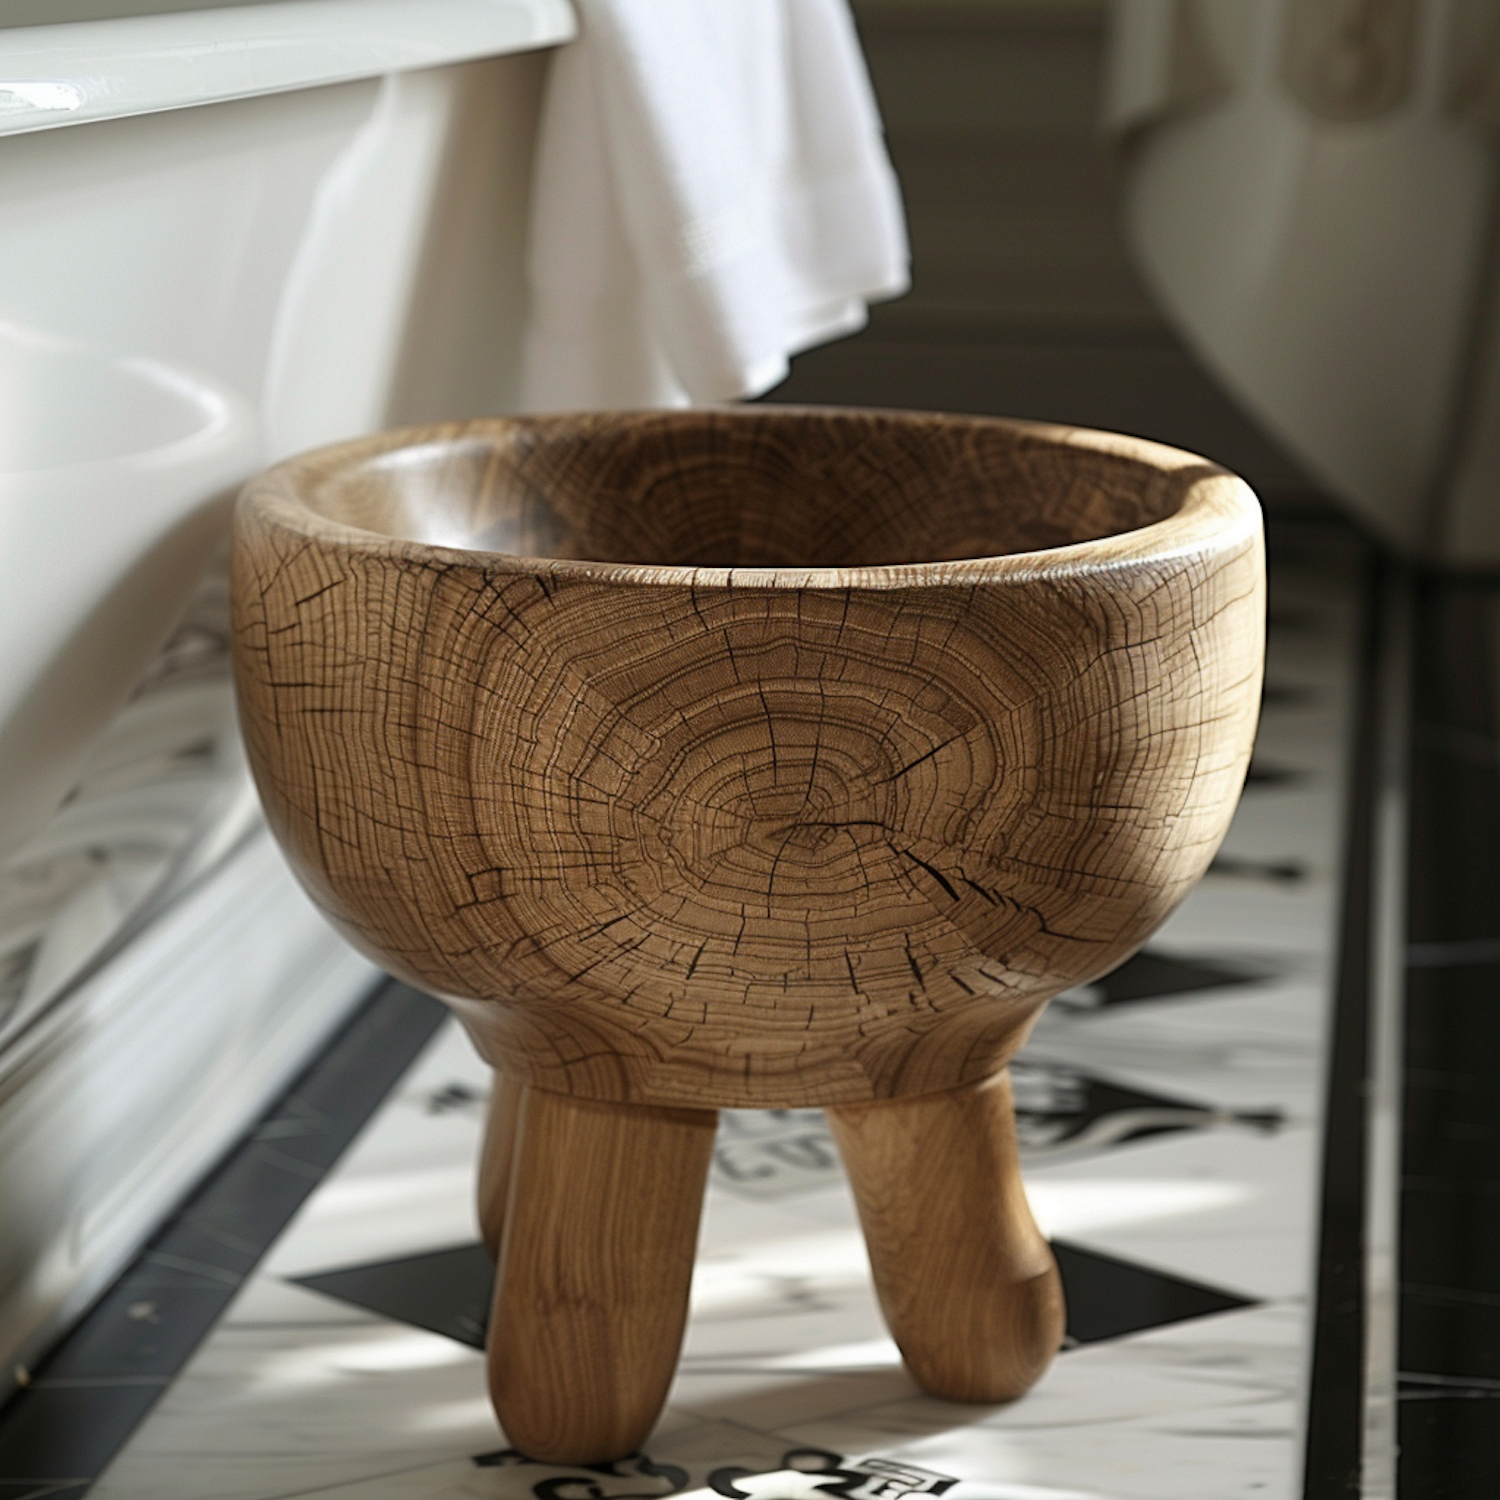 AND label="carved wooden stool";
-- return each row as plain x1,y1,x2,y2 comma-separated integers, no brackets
230,409,1263,1463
